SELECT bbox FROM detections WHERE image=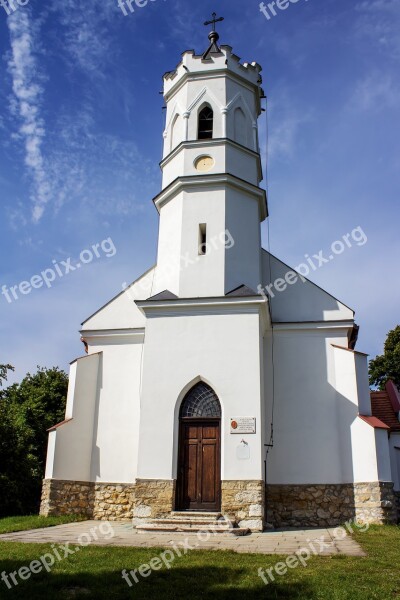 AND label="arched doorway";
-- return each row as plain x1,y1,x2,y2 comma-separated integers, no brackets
176,382,221,511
